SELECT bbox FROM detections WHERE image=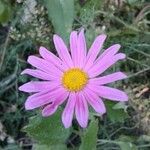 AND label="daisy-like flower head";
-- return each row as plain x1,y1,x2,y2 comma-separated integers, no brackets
19,29,128,128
